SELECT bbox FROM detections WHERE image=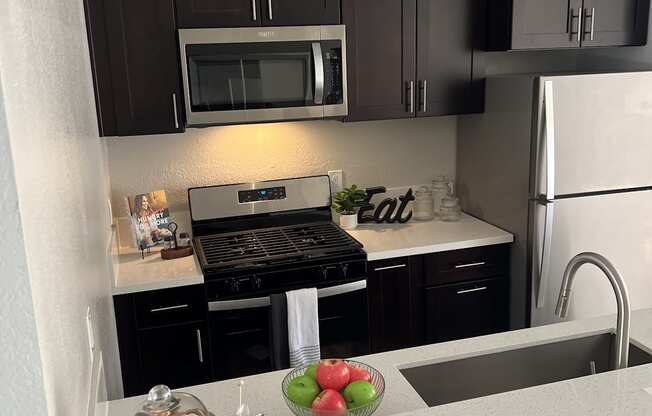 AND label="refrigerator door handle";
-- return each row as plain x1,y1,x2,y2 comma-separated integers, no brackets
536,201,555,309
543,81,556,201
